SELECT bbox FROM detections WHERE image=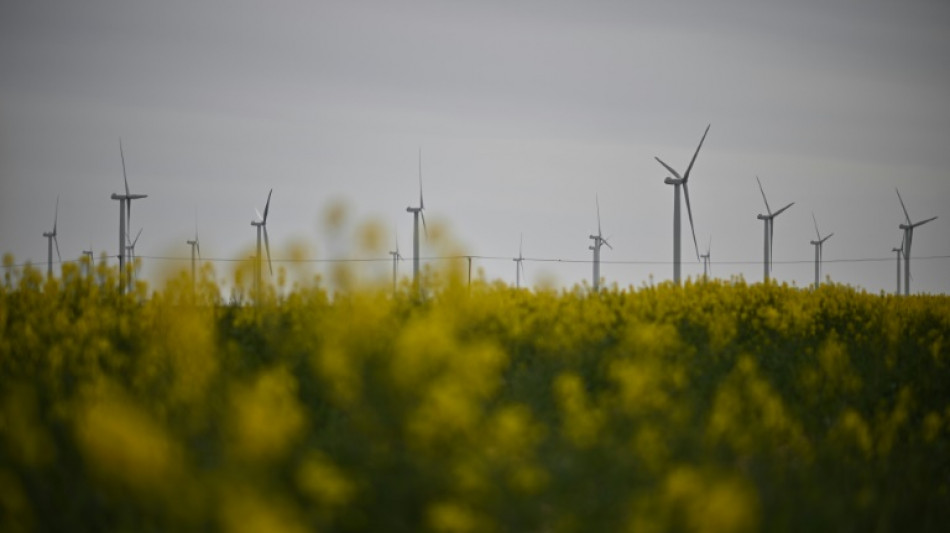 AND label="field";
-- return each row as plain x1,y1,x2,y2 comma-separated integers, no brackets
2,256,950,532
